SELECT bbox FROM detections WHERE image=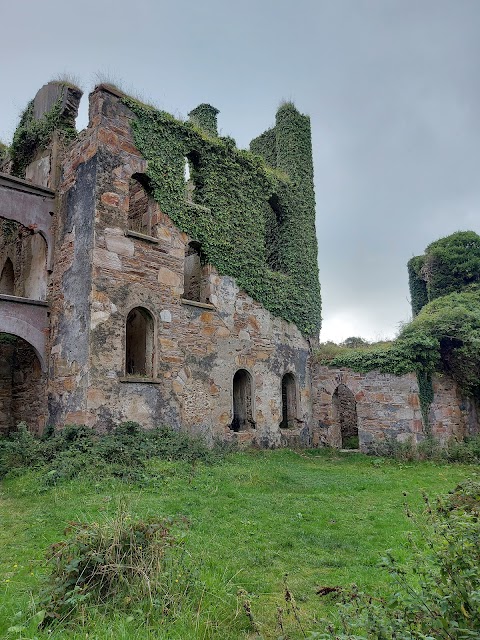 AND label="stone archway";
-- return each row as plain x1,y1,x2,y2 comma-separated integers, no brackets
332,384,359,449
0,333,47,434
